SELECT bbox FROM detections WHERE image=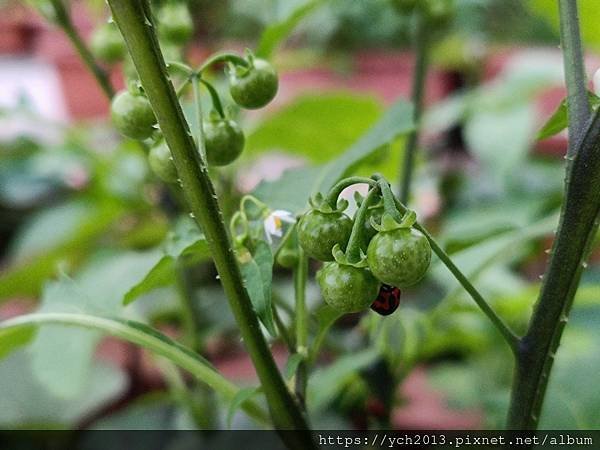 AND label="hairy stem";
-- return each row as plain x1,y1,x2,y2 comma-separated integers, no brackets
398,13,429,203
48,0,114,99
507,1,600,429
107,1,314,443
